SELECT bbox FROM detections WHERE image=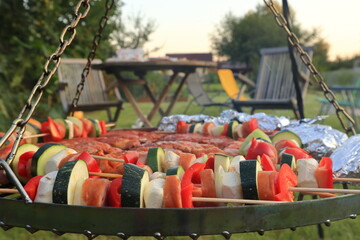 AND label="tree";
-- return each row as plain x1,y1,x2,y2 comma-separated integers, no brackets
211,3,329,76
0,0,155,129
